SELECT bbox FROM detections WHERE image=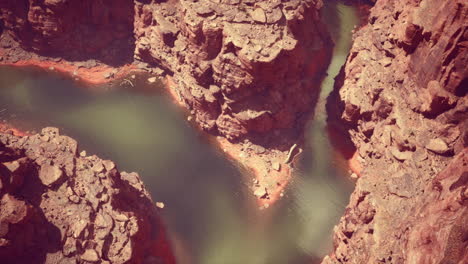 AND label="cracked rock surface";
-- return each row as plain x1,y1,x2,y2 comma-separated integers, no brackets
135,0,332,143
325,0,467,263
0,0,135,64
134,0,333,203
0,128,174,264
